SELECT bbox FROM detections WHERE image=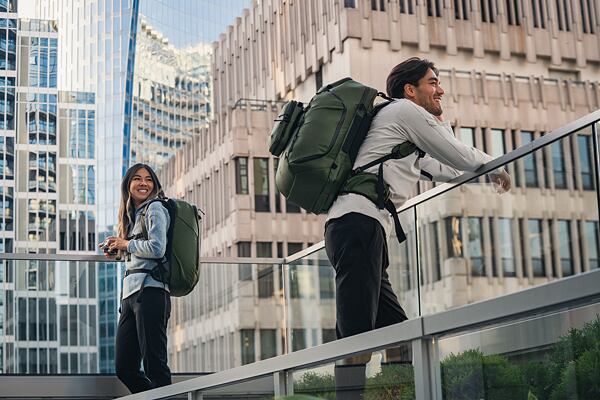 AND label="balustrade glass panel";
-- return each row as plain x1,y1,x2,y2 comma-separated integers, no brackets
416,128,599,316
